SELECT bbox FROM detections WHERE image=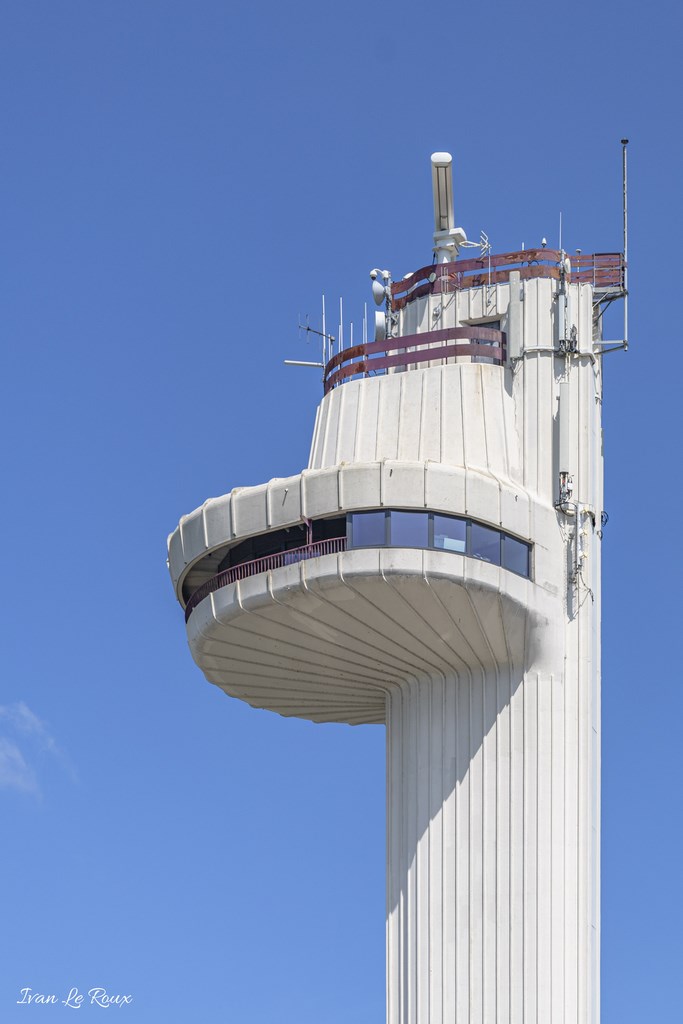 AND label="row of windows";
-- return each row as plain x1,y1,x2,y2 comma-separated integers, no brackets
208,510,531,583
348,510,531,578
218,516,344,571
